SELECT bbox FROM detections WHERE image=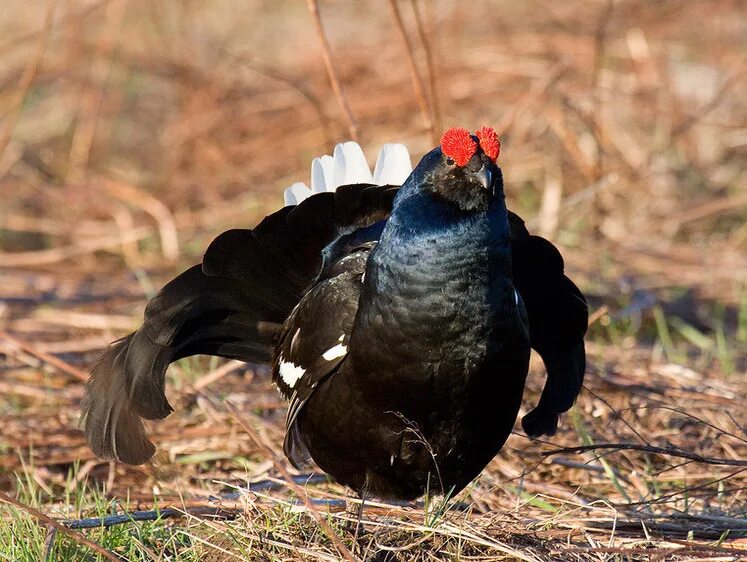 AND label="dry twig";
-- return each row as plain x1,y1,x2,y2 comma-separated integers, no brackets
387,0,434,142
542,443,747,468
409,0,442,139
0,330,88,382
0,0,58,160
306,0,359,141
